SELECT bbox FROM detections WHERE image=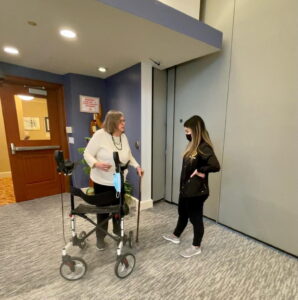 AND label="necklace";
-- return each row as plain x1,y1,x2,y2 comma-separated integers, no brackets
112,135,122,150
